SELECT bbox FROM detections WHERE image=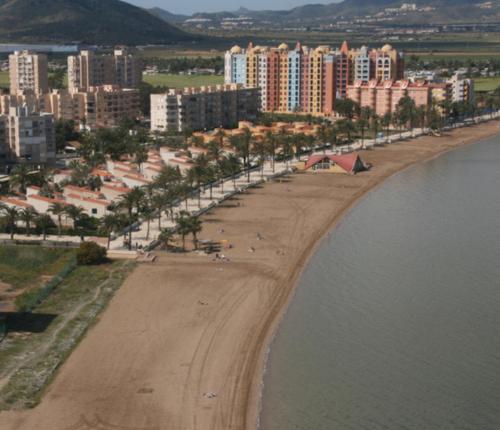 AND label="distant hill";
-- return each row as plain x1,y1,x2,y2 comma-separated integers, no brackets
0,0,197,45
147,7,188,24
281,0,500,24
178,0,500,26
